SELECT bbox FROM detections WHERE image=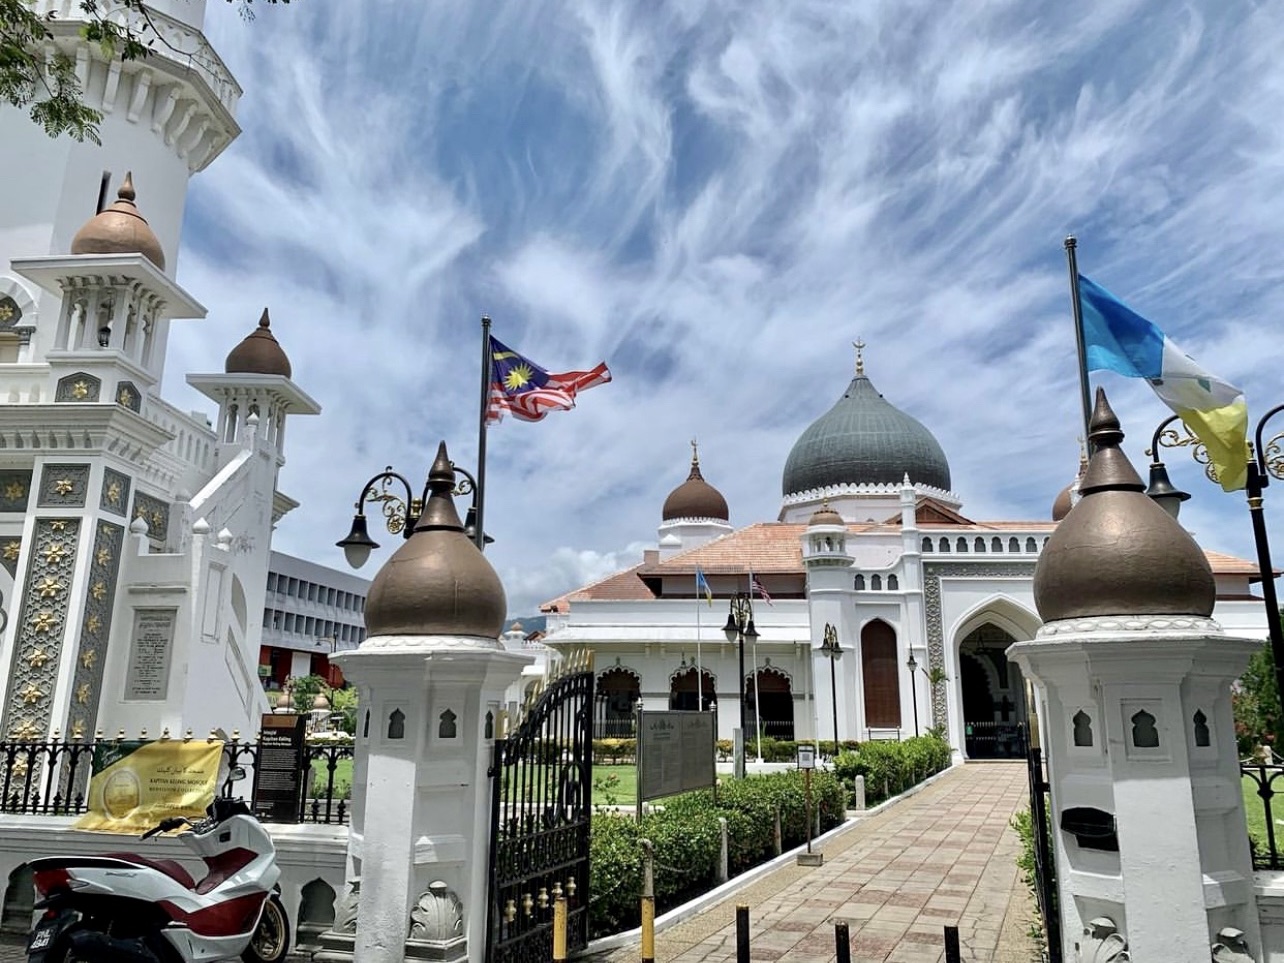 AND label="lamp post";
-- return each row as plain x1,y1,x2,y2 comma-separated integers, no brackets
906,652,921,737
336,457,490,567
819,623,842,754
722,592,758,778
1147,409,1284,728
